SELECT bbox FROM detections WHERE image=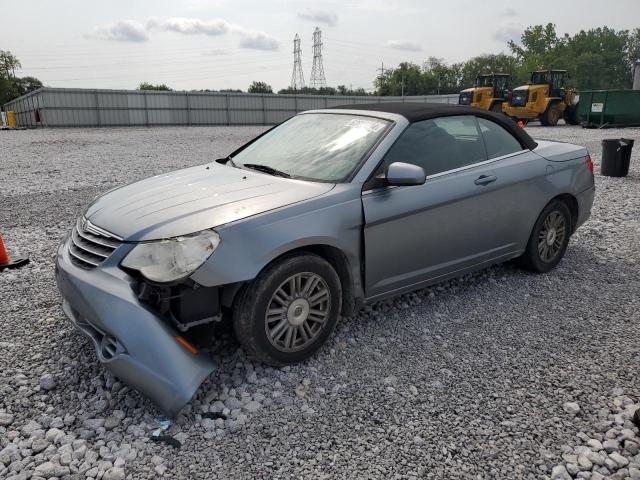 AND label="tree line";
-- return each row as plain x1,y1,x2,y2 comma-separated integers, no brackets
375,24,640,95
138,81,370,96
3,23,640,105
0,50,43,106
